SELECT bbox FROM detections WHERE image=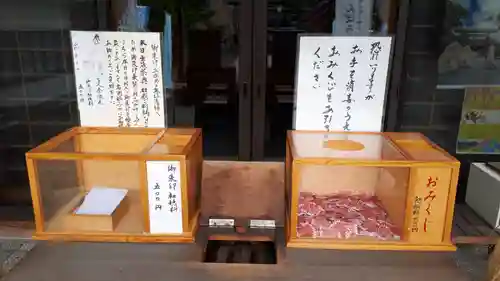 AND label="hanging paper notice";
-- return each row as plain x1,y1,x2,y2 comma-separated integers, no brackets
71,31,165,128
146,161,183,234
334,0,373,36
294,36,392,132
